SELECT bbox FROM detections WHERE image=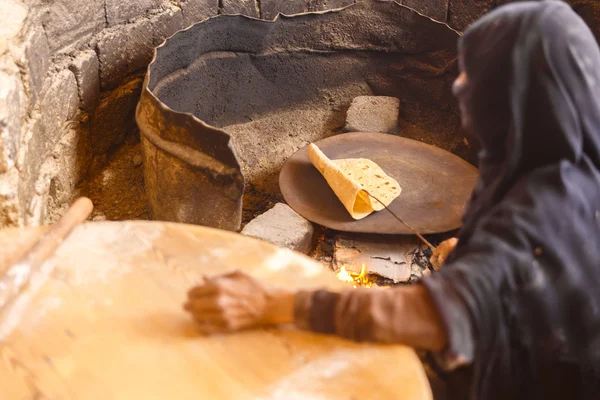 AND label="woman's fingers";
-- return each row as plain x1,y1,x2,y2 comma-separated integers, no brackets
184,271,279,335
430,238,459,271
191,309,257,333
188,284,219,298
184,295,234,313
